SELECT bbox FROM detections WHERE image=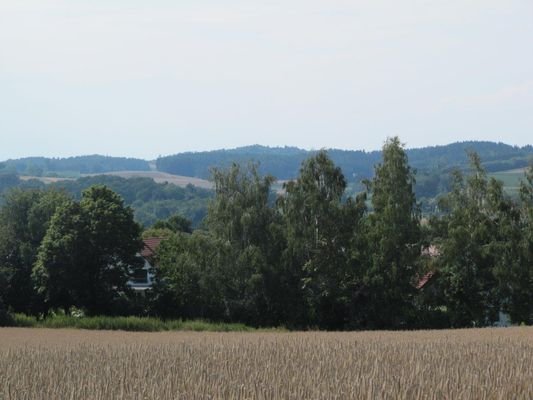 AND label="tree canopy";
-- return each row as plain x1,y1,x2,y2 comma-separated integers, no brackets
32,186,142,315
1,139,531,328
